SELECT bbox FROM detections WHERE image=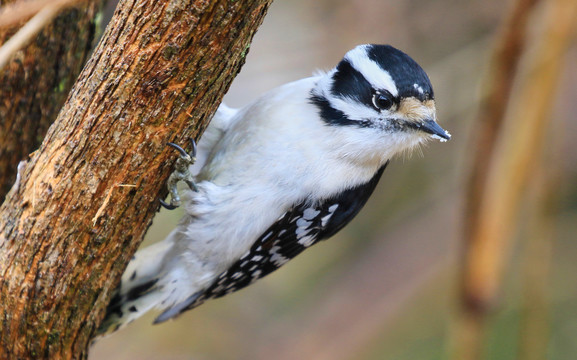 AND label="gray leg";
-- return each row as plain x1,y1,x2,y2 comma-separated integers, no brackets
160,139,198,210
